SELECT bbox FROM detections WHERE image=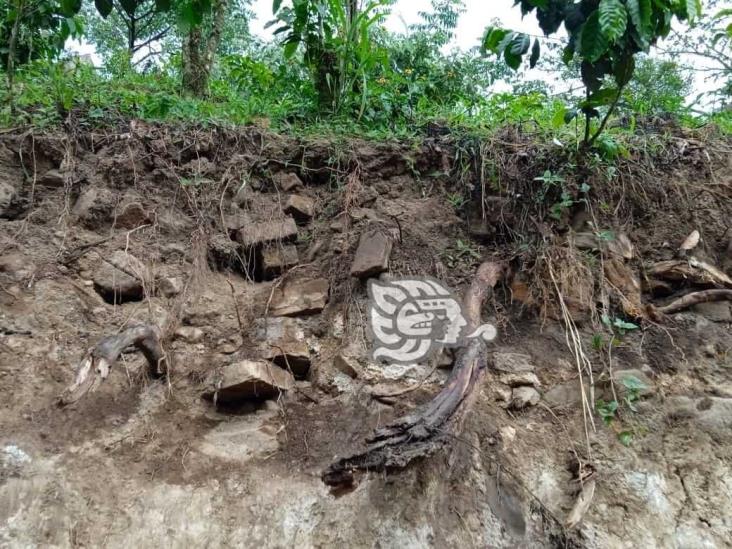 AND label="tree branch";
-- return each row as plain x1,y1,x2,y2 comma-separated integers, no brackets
131,25,171,53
